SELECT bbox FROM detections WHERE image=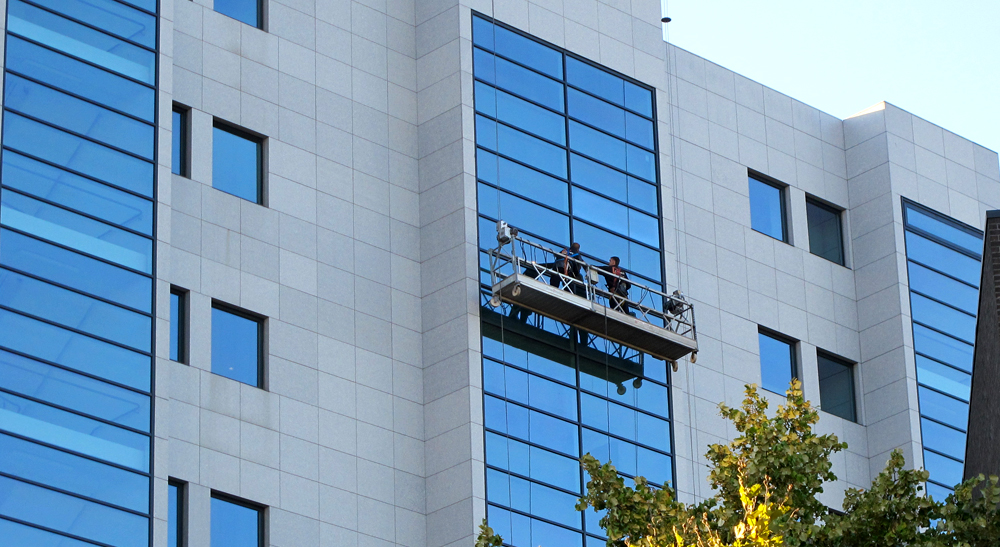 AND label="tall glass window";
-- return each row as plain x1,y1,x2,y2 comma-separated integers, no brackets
171,287,187,363
212,303,264,387
211,493,263,547
816,352,856,422
749,175,787,242
169,481,184,547
903,200,982,495
473,15,669,547
0,0,157,544
806,198,844,265
213,122,263,204
173,105,188,176
758,330,796,394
